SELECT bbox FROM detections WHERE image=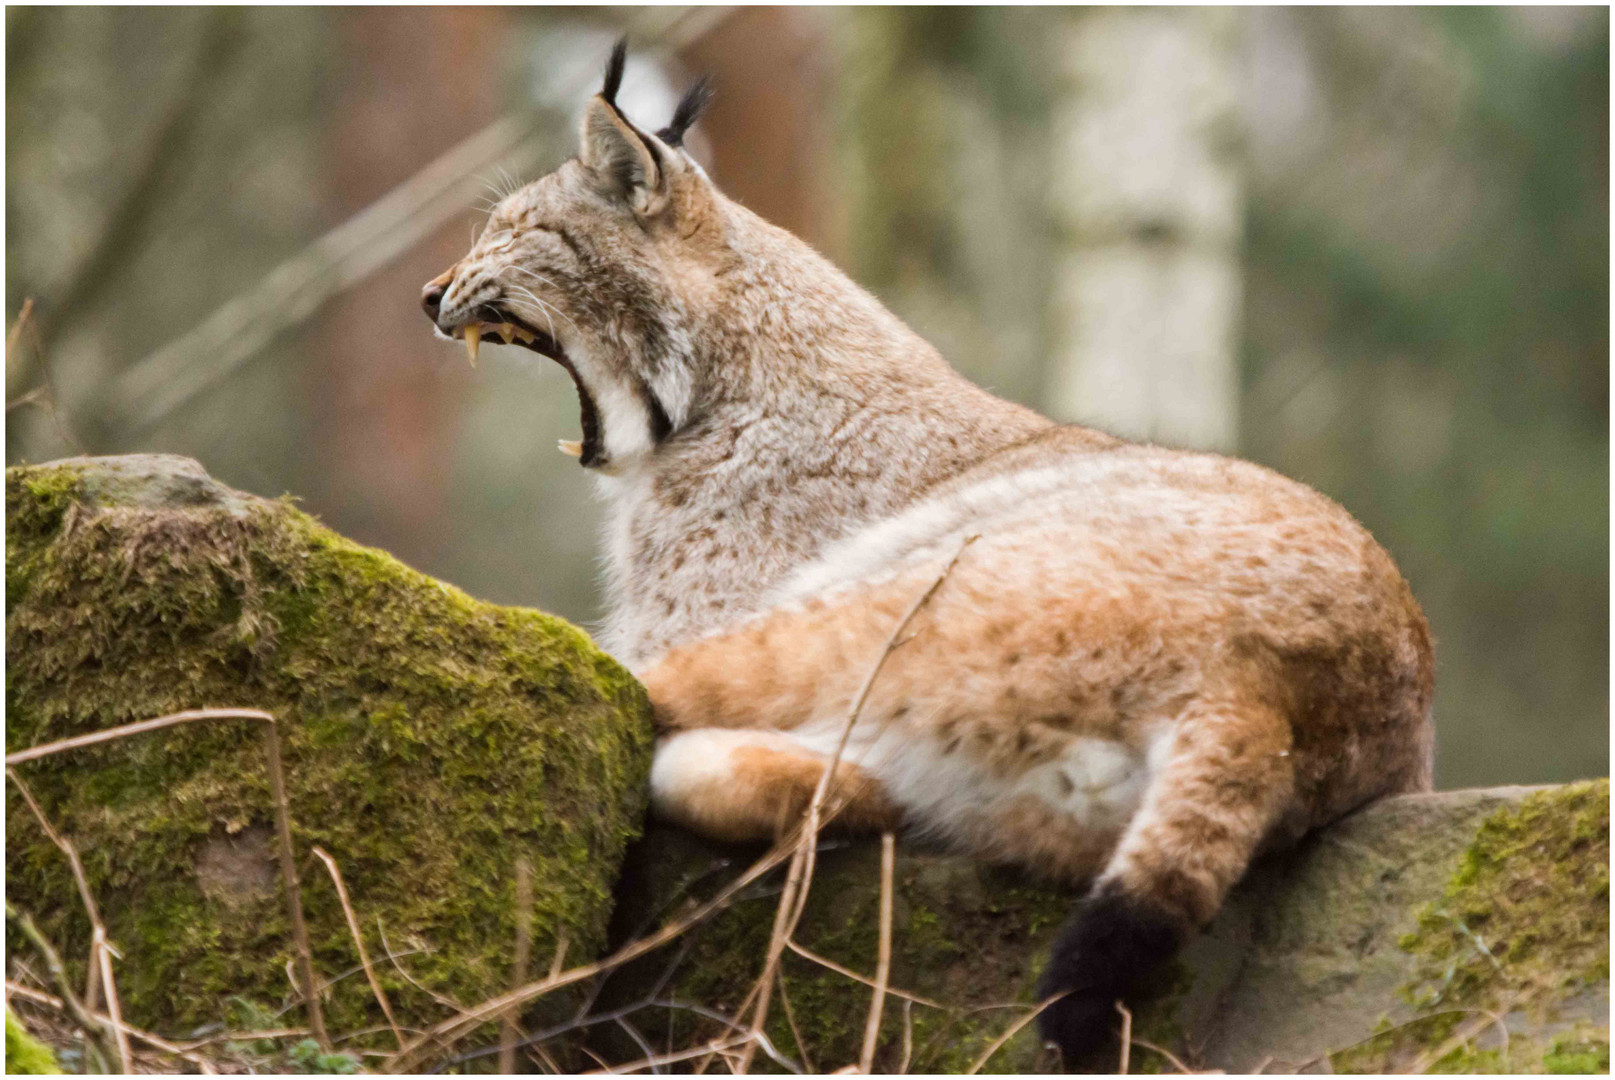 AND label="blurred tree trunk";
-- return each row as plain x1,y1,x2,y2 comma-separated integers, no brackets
309,7,507,566
677,8,834,251
831,8,1056,407
1043,8,1245,451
